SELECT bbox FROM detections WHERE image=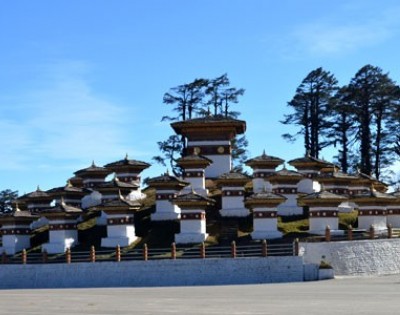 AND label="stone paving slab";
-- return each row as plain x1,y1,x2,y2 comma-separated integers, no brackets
1,275,400,314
